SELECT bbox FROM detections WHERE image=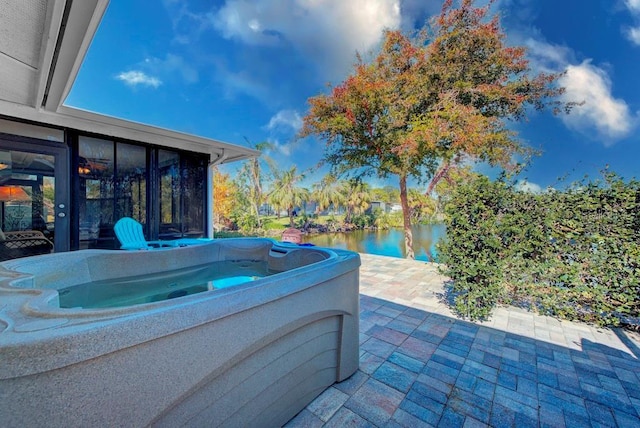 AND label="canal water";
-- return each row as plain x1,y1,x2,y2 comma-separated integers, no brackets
306,223,446,262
